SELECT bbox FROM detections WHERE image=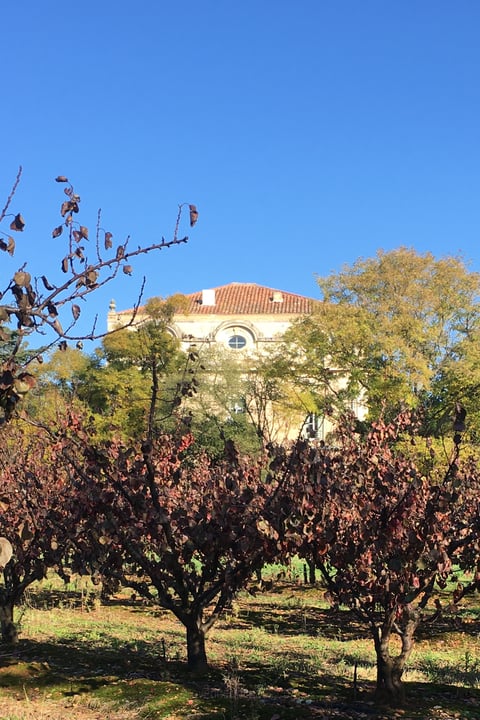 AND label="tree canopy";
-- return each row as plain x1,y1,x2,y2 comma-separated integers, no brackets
276,248,480,434
277,408,480,702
